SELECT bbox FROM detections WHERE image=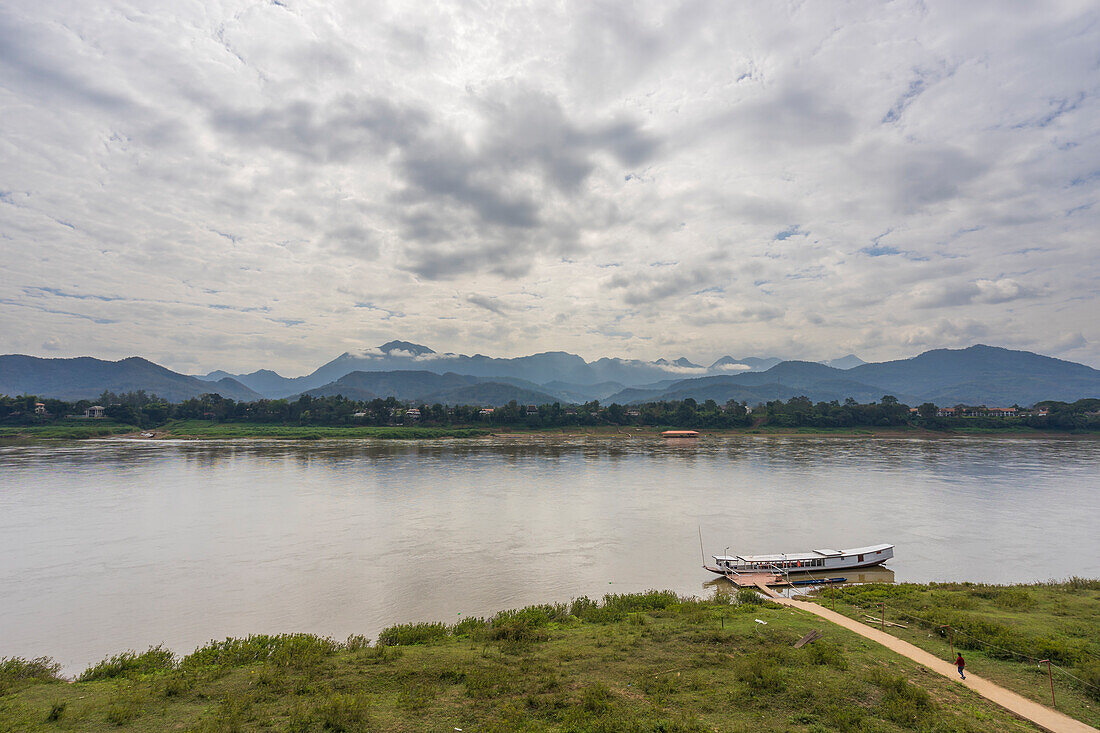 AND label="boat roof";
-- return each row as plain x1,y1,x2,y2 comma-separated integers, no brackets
714,544,892,563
